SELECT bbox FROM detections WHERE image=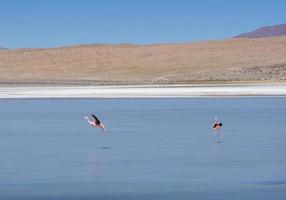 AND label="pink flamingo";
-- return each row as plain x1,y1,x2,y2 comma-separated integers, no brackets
84,114,106,134
213,117,222,143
